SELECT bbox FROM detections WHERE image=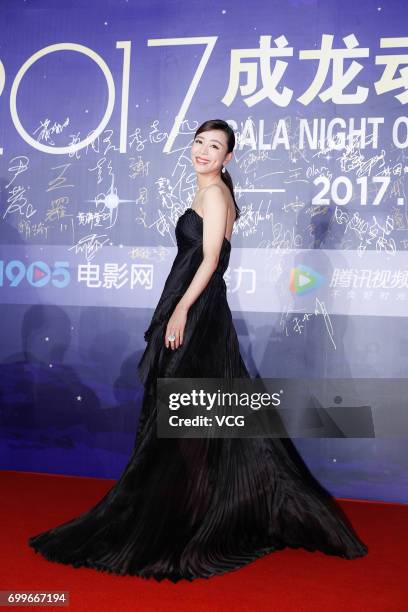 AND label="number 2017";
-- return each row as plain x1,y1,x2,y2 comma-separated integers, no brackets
312,175,391,206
